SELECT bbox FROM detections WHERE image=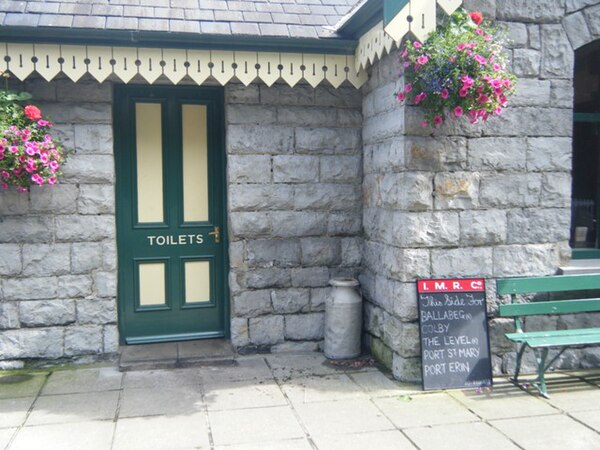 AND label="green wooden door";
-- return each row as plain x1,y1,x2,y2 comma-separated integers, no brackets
114,85,228,344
